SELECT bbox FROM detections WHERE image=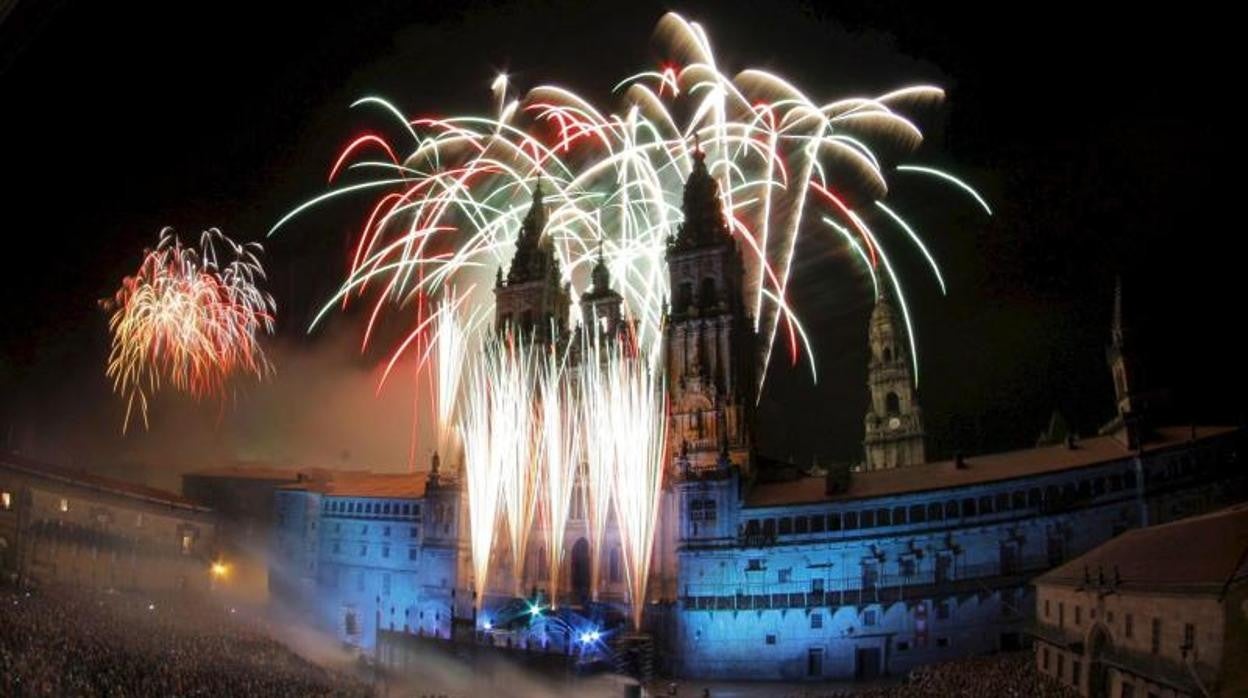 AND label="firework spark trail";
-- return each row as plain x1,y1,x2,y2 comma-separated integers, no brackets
105,227,274,432
597,333,667,630
493,332,541,596
536,342,581,608
275,12,989,391
458,352,504,611
578,329,617,601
